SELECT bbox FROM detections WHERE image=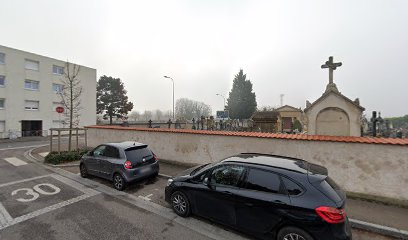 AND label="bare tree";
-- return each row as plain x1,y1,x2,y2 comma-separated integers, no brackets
164,110,172,120
129,111,140,121
258,106,276,112
59,61,82,151
155,109,163,121
142,110,153,121
176,98,212,120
